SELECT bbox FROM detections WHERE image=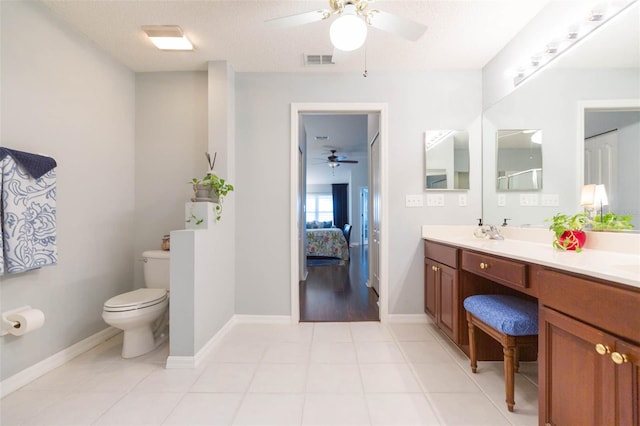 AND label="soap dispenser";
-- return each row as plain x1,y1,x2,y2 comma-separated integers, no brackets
473,218,487,238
